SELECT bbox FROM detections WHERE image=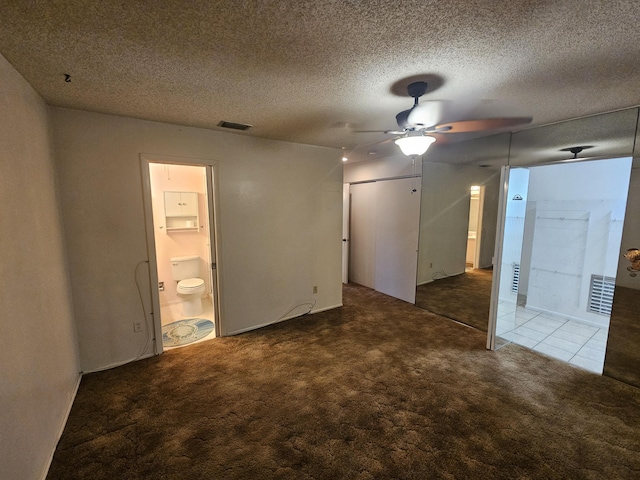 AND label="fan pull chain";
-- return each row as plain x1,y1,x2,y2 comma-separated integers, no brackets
411,156,418,193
